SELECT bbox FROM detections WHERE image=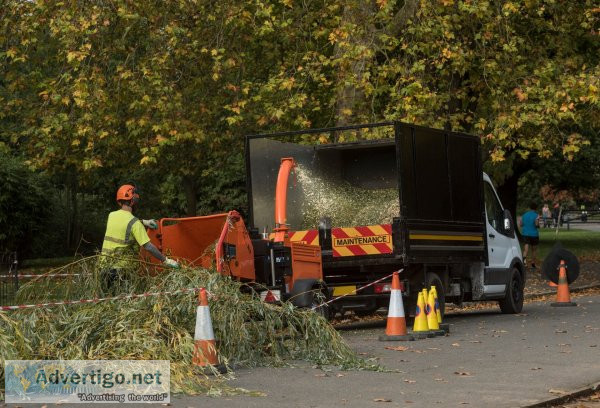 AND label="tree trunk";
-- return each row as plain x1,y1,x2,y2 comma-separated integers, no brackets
182,176,197,216
66,170,79,252
496,170,520,220
333,0,420,129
